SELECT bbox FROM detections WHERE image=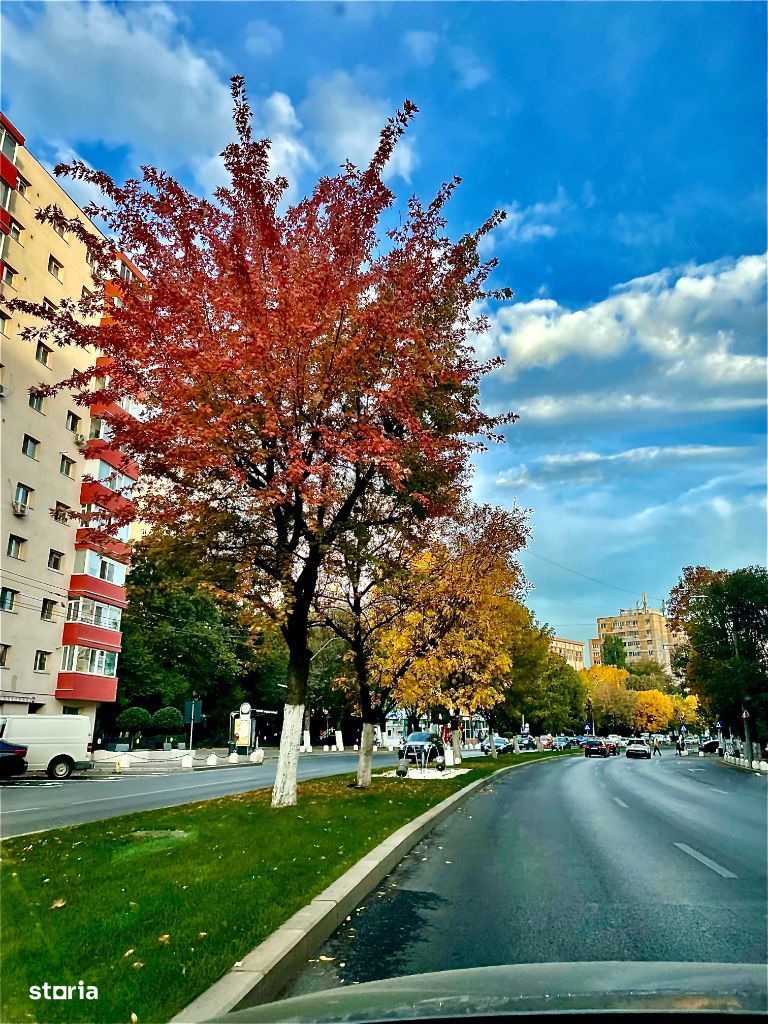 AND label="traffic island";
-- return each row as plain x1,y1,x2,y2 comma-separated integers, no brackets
0,750,577,1024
